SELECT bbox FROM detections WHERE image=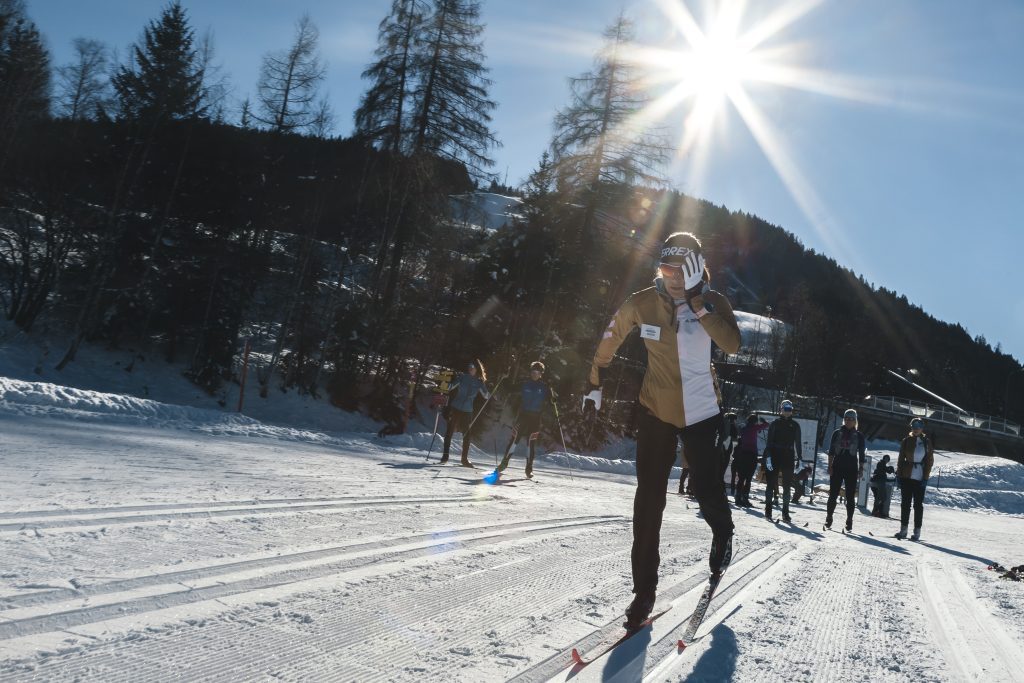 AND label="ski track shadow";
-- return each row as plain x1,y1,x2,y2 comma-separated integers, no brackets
772,522,824,541
687,623,739,682
377,462,435,470
916,541,995,566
